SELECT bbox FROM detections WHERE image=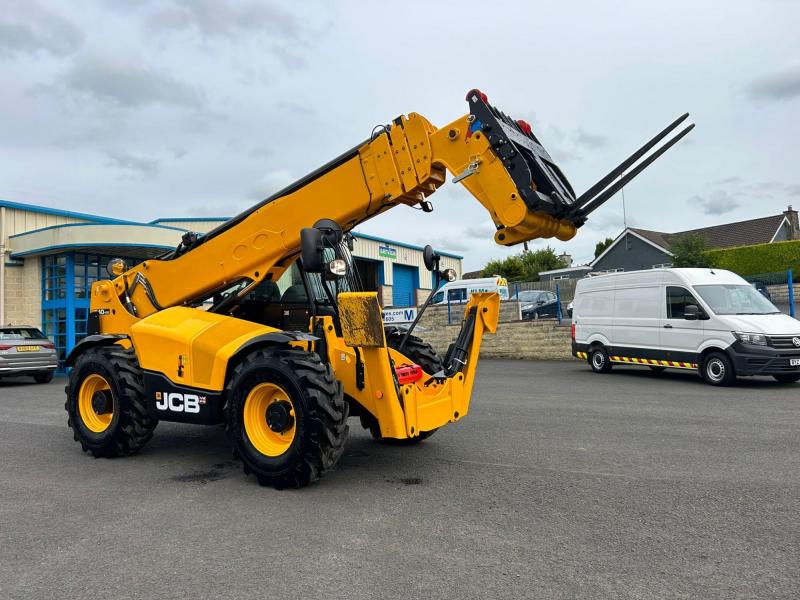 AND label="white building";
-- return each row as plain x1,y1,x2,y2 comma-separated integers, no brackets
0,200,462,368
